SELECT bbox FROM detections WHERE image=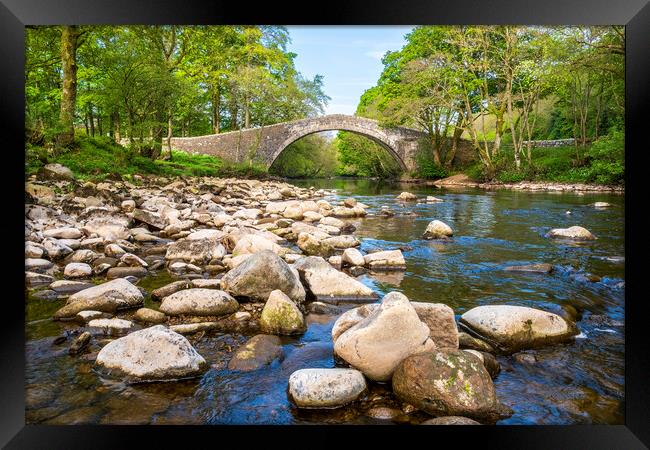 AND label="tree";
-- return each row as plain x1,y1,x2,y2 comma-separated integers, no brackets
56,25,87,148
